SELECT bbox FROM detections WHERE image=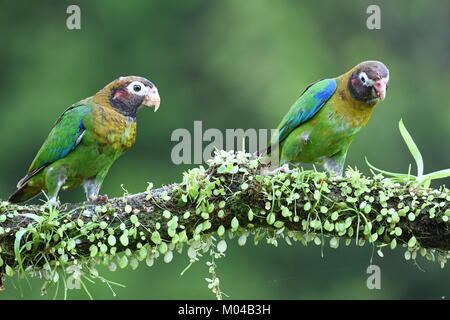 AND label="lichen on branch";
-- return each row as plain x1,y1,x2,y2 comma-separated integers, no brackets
0,150,449,297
